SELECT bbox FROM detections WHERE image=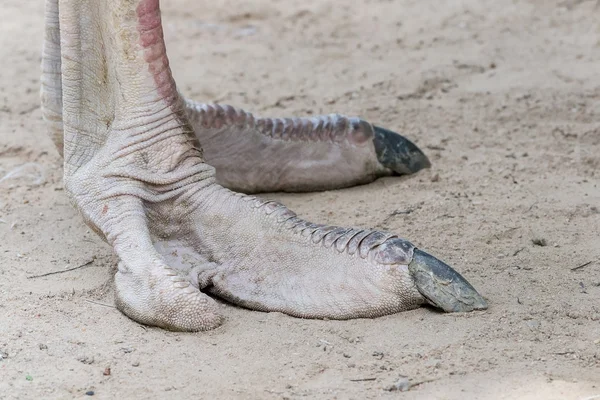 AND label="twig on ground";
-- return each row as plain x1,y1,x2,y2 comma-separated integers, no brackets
513,247,525,256
526,201,538,212
84,299,115,308
350,377,377,382
571,261,593,271
27,259,95,279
